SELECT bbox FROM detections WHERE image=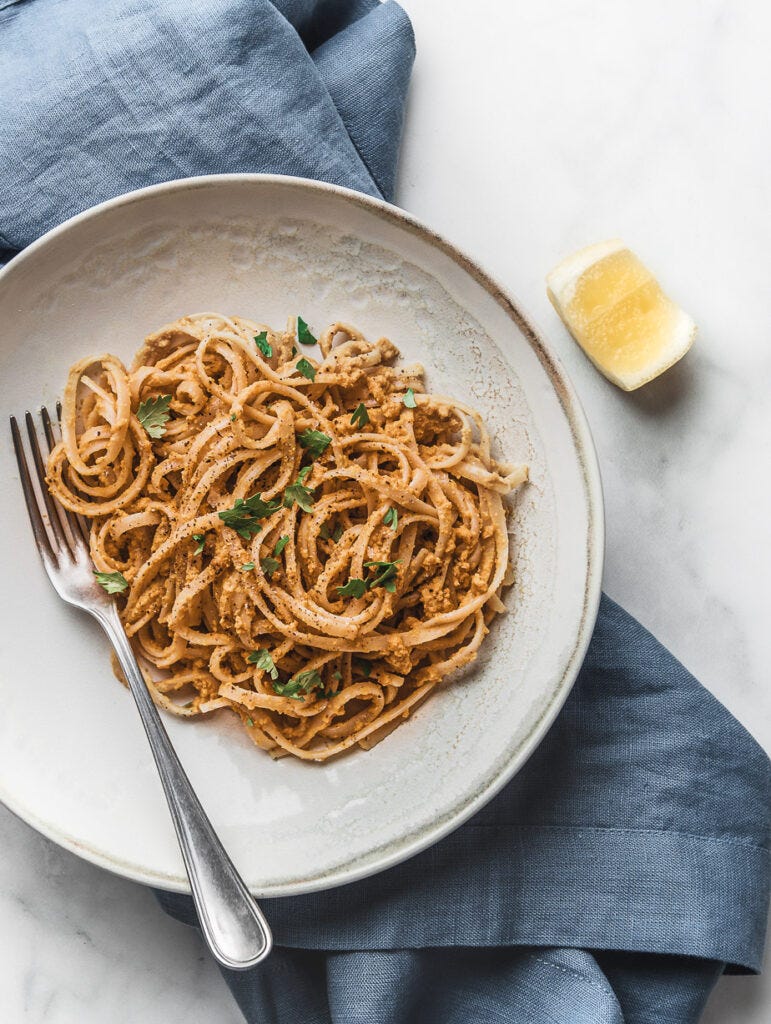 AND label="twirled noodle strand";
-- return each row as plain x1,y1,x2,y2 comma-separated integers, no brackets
47,314,527,761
